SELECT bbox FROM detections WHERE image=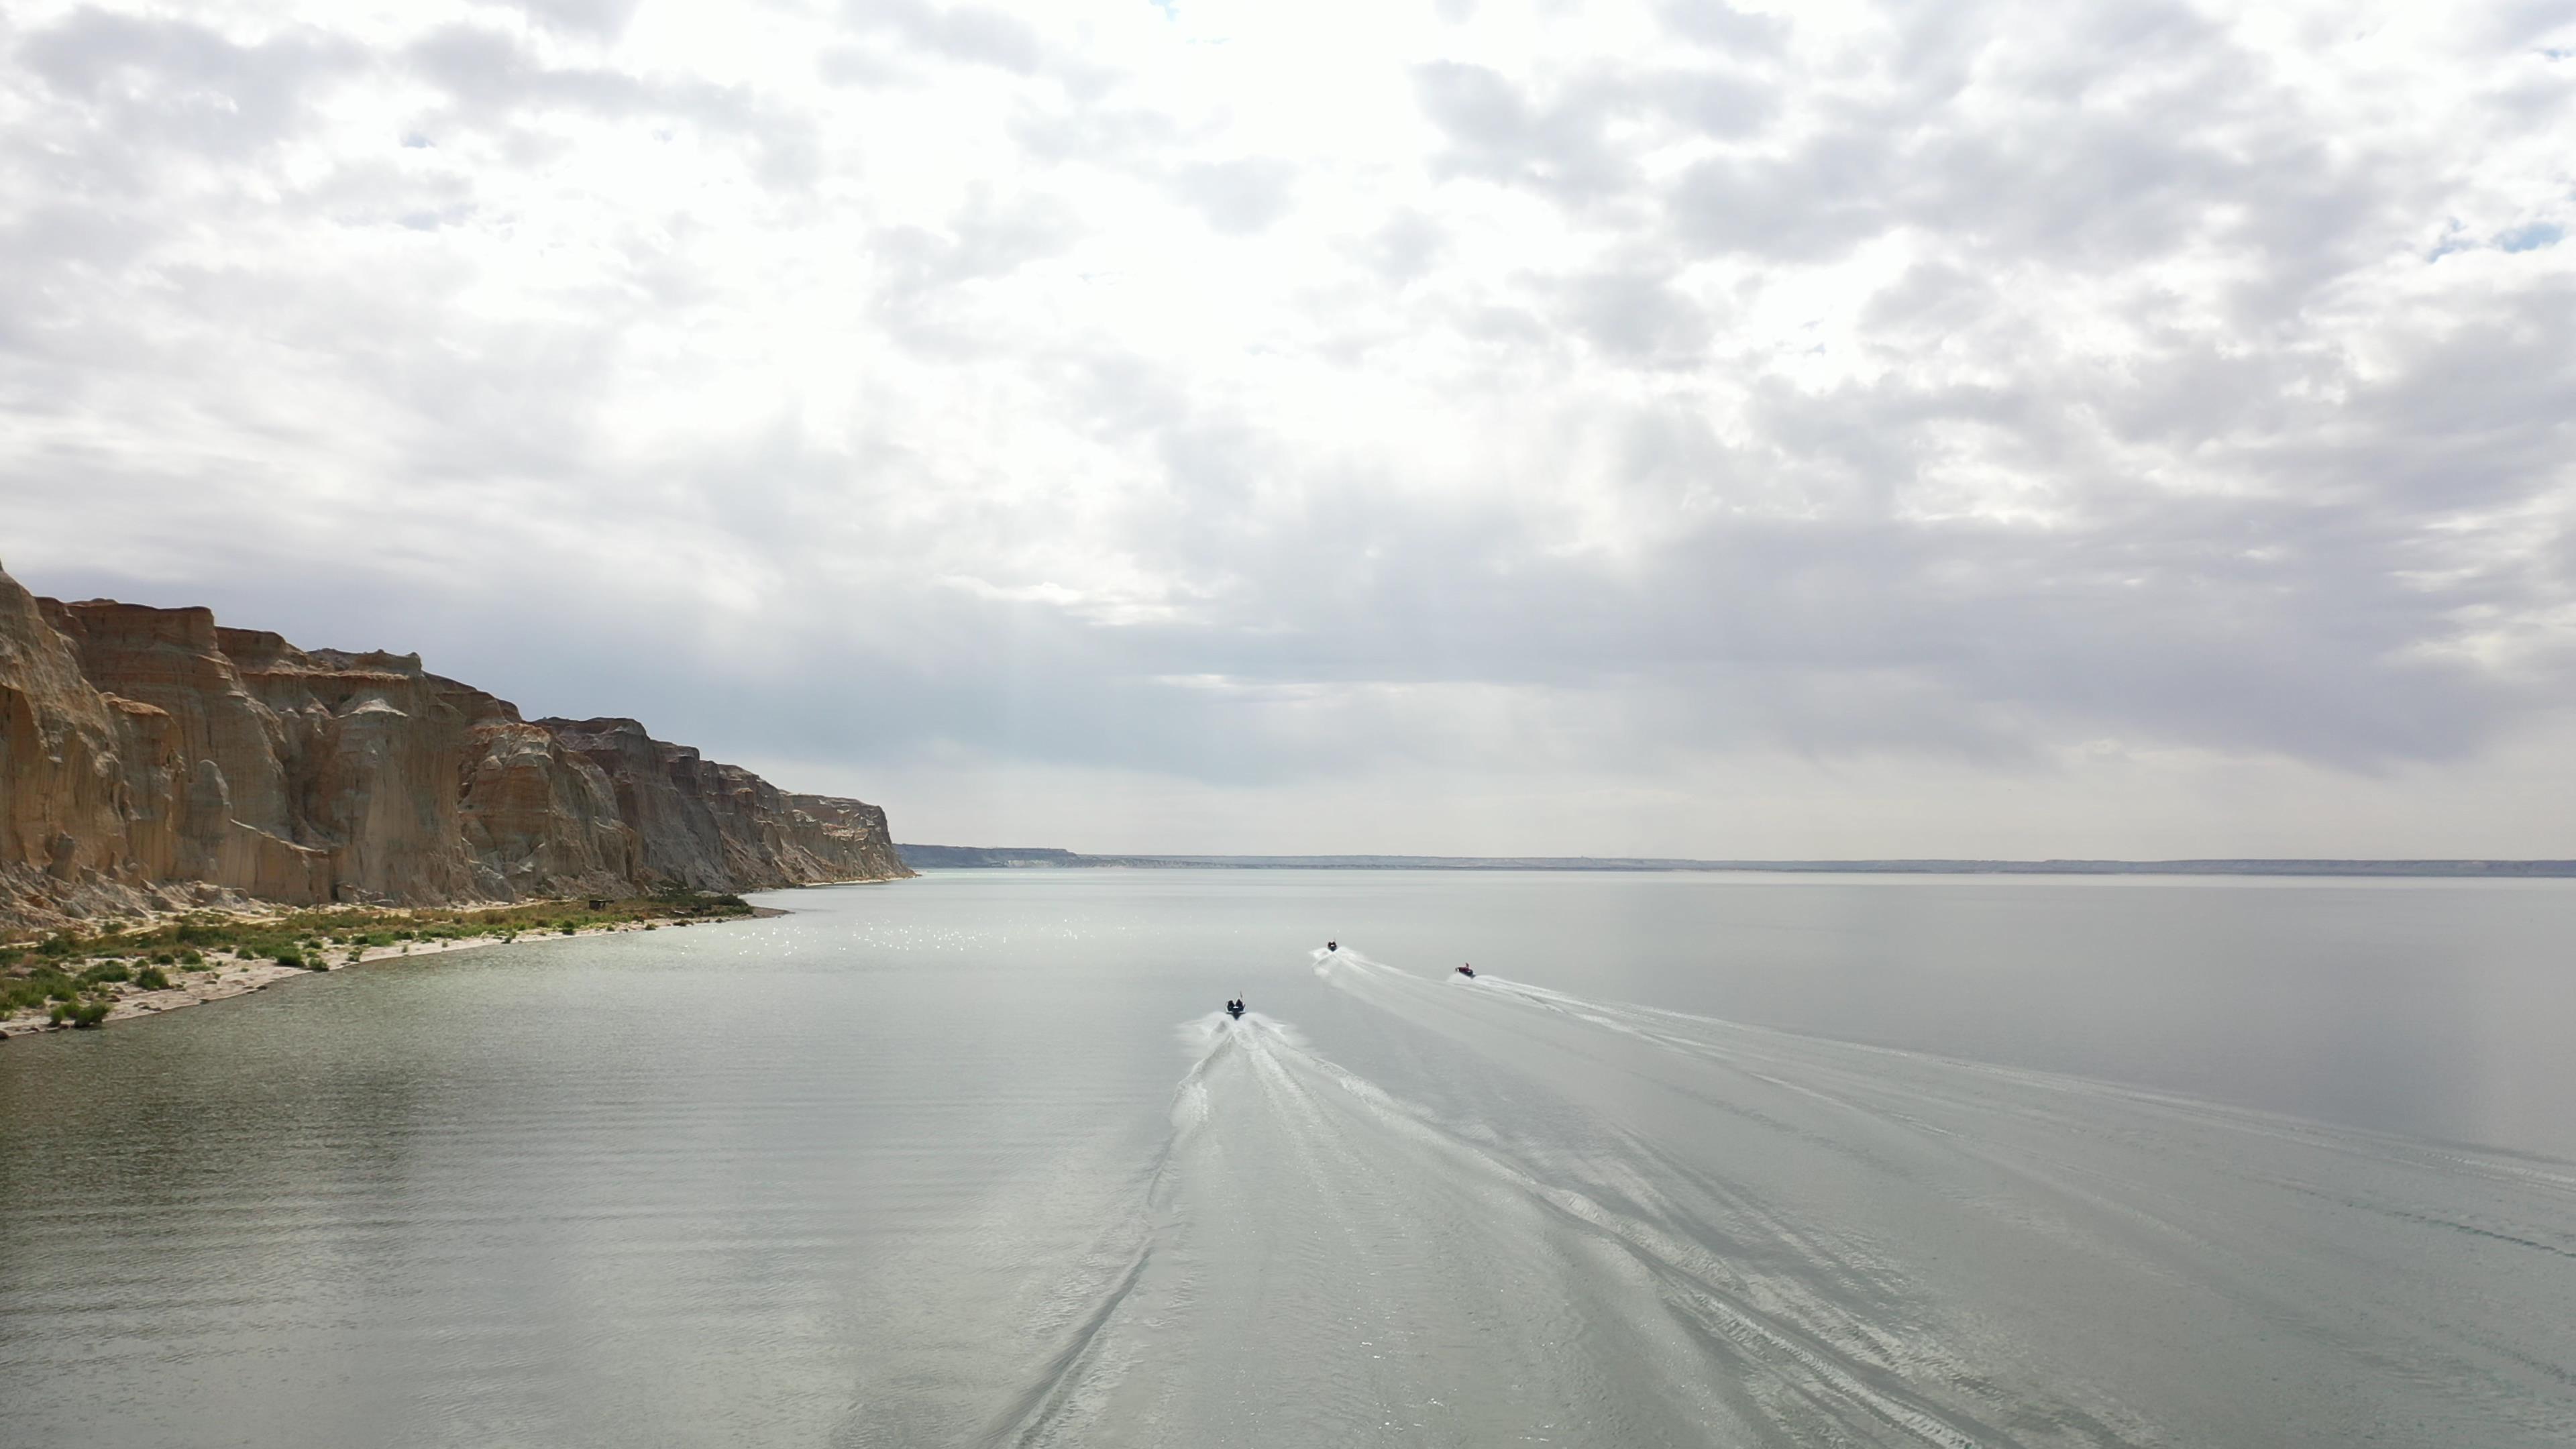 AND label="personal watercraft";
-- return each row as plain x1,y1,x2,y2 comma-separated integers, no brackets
1225,998,1245,1019
1326,941,1337,951
1456,964,1475,978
